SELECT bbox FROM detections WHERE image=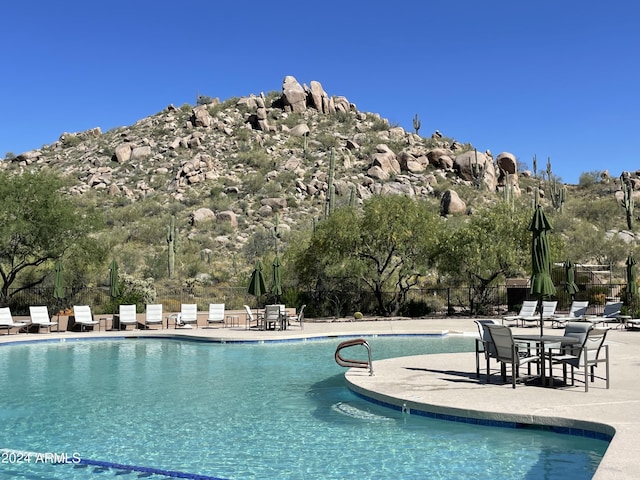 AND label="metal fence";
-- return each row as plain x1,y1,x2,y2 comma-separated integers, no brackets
2,282,626,318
